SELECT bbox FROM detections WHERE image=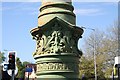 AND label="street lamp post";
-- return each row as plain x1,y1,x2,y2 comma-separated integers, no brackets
82,27,97,80
93,30,97,80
